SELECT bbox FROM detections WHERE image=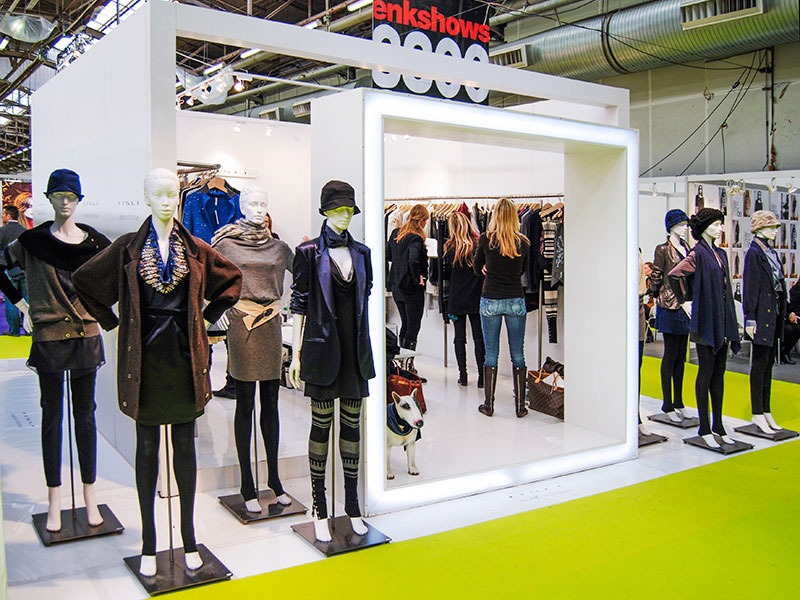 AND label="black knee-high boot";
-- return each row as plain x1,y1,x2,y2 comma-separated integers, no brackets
513,366,528,418
479,366,497,416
